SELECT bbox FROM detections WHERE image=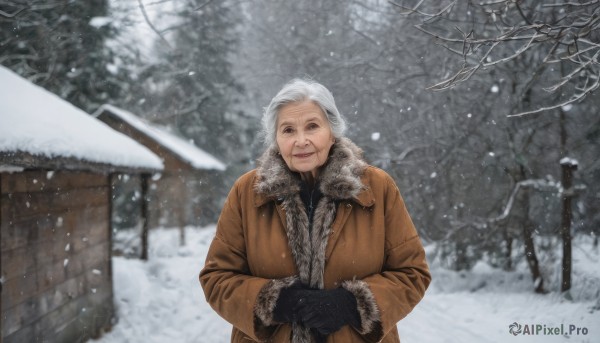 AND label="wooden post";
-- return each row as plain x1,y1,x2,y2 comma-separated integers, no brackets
140,173,150,261
519,166,545,293
503,227,513,271
178,174,187,247
1,173,3,341
560,158,577,293
108,173,115,299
